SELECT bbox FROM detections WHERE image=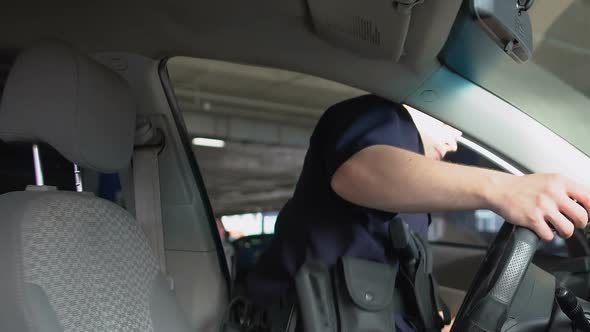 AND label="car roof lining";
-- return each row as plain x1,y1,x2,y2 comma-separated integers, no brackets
0,0,461,103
